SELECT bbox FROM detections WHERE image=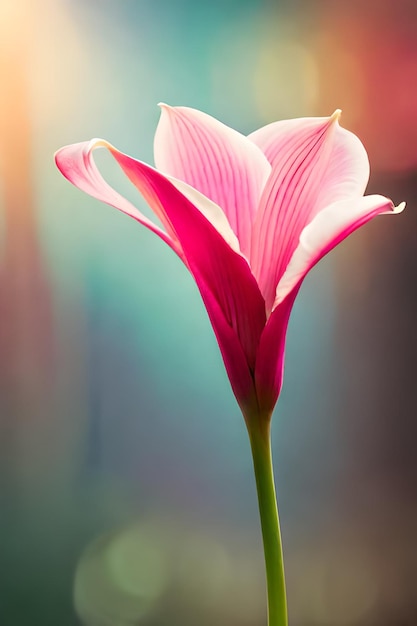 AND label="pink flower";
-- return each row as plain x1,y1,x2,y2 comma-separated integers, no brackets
55,105,404,424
